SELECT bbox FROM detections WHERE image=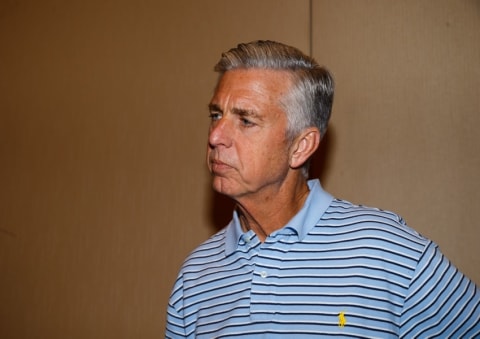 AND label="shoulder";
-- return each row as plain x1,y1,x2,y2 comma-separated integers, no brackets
170,228,228,294
318,198,428,244
308,198,433,270
182,228,228,268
